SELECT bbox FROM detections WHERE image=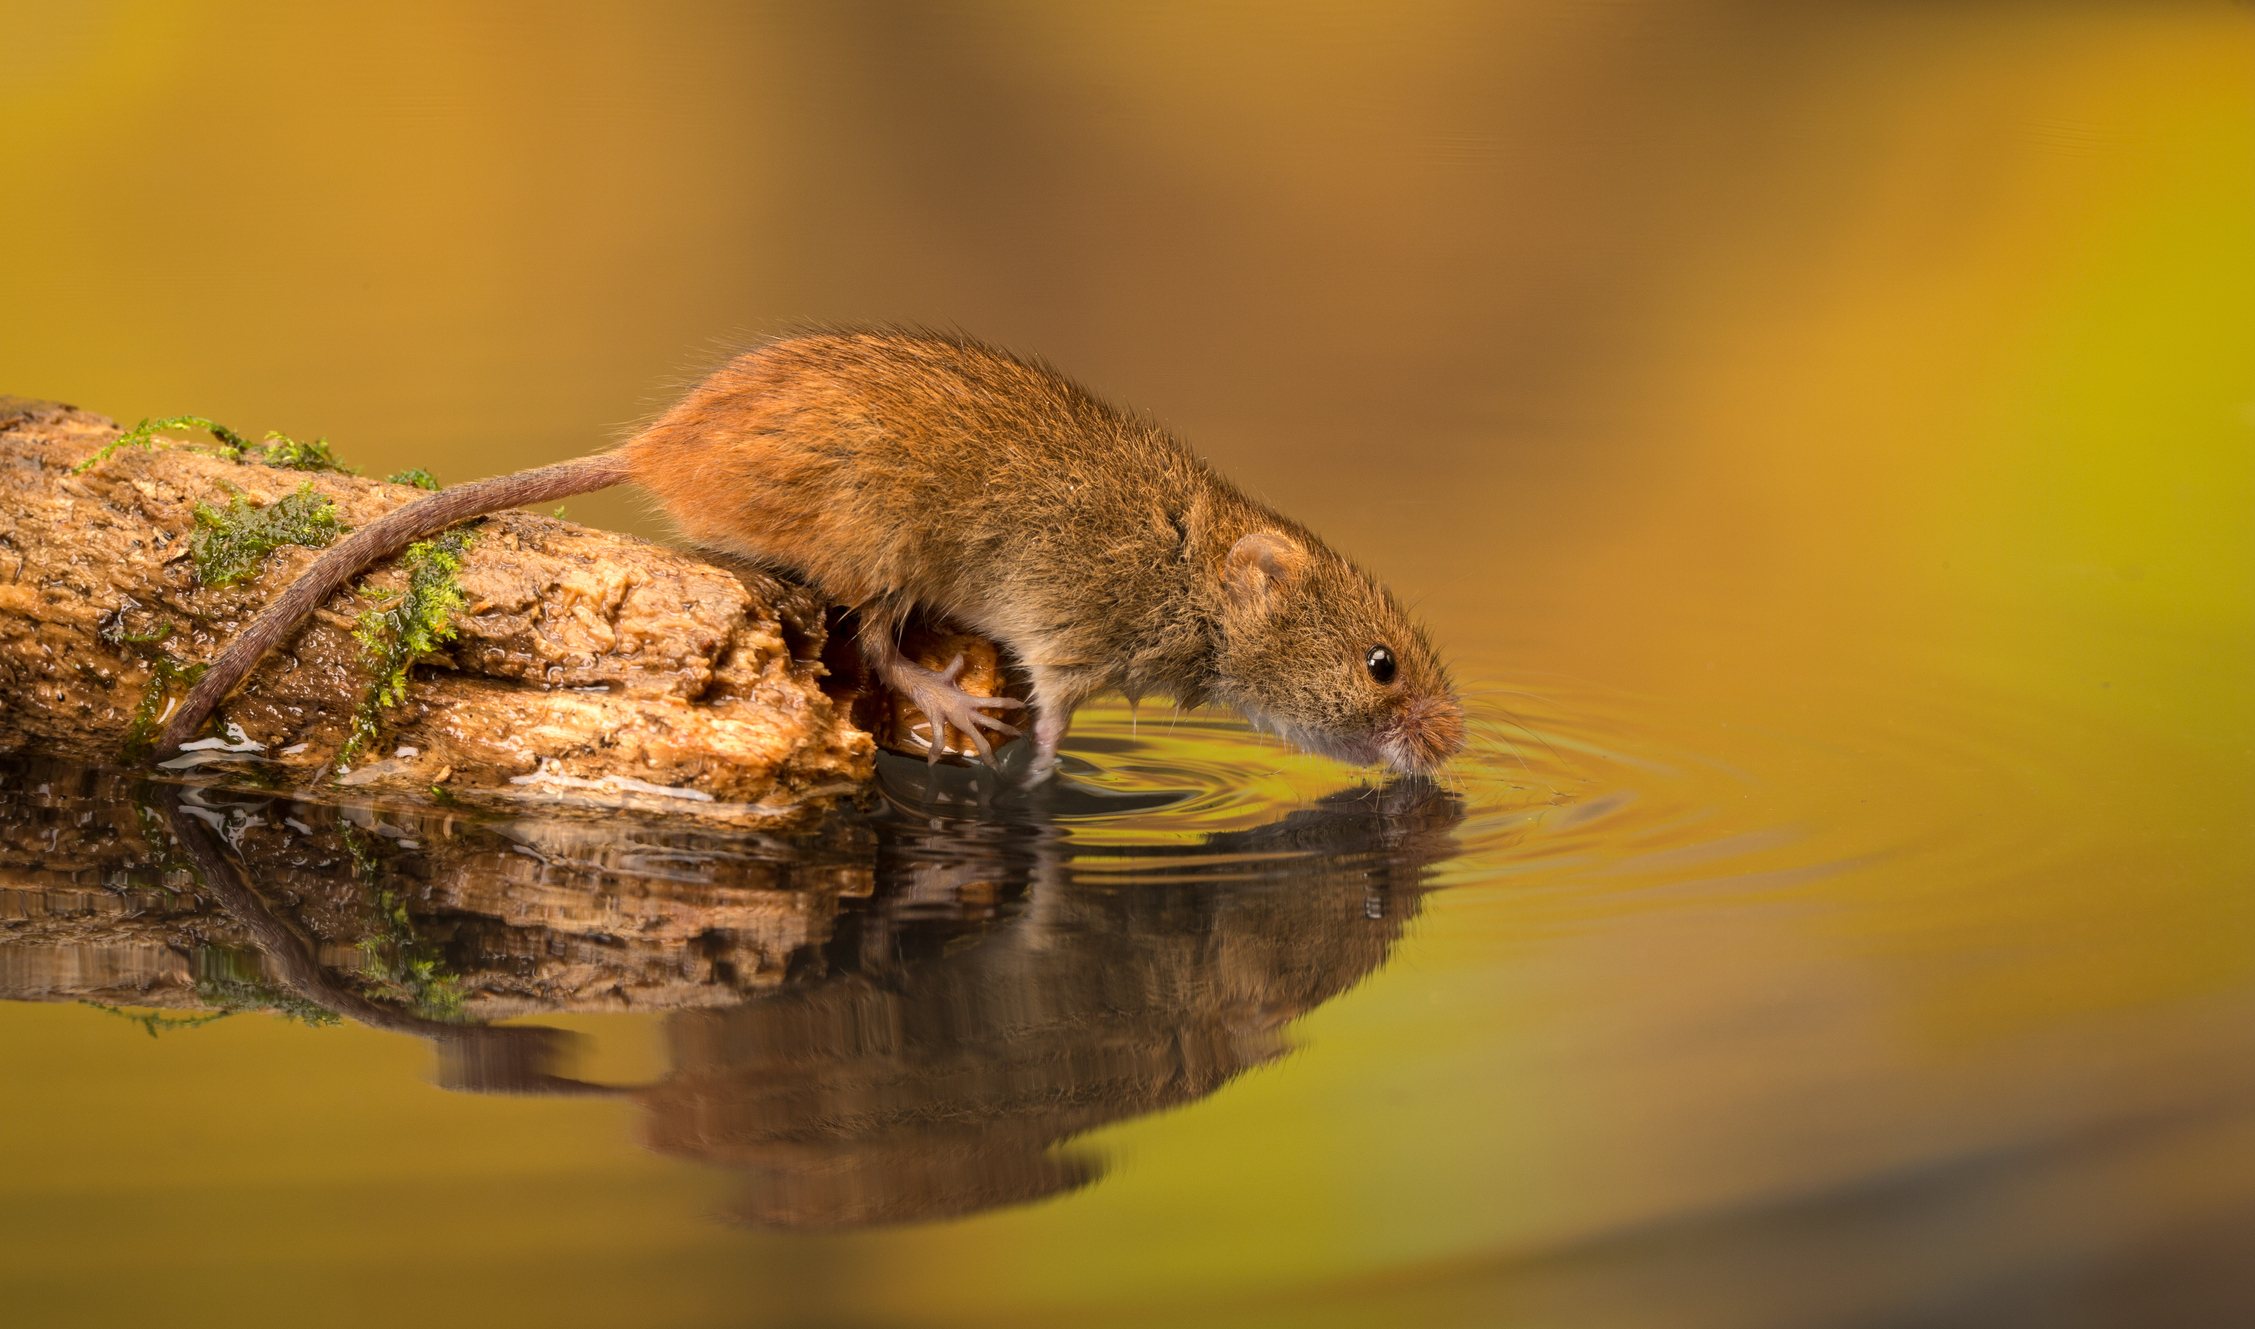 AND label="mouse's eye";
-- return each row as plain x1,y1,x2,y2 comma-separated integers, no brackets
1366,645,1397,685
